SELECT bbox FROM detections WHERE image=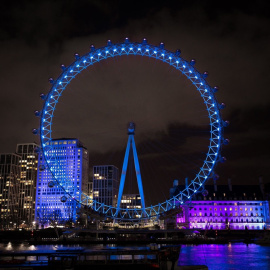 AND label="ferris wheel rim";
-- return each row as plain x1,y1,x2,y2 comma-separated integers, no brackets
36,38,226,220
